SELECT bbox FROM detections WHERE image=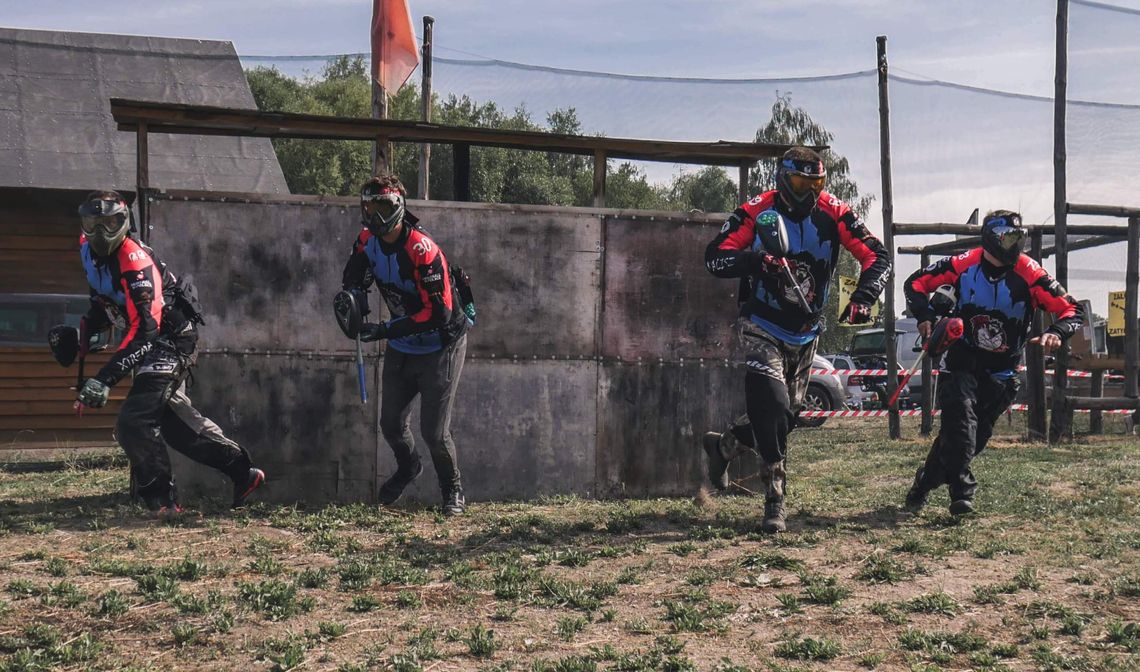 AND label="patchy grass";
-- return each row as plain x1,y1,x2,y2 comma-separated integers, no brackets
0,419,1135,669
